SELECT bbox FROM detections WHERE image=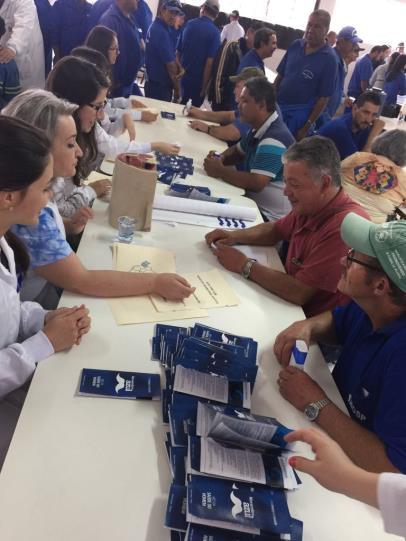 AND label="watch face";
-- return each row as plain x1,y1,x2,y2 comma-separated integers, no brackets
304,404,318,421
